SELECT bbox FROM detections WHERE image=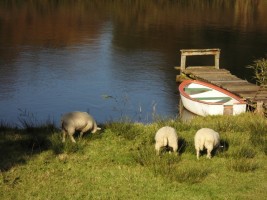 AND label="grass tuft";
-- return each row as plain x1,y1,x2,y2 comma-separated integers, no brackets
174,164,211,184
228,158,260,172
230,146,257,159
105,122,142,140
